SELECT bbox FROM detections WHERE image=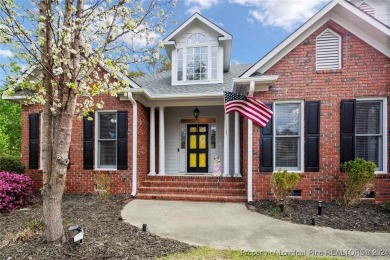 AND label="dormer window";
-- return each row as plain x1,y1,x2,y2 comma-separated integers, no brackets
175,33,219,83
316,28,341,70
